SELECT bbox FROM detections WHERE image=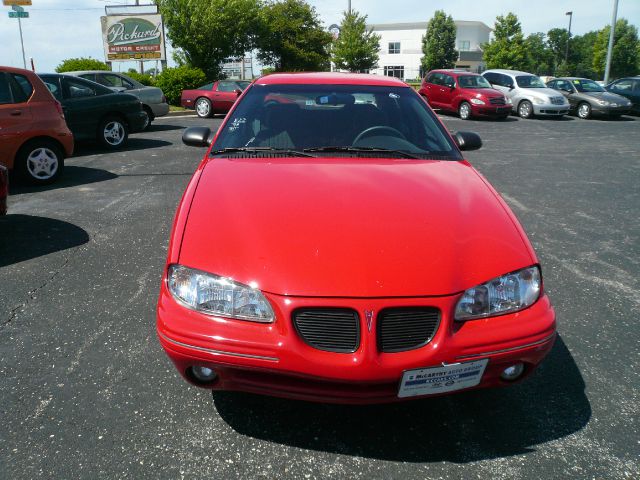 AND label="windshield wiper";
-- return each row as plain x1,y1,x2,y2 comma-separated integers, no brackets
303,146,422,159
209,147,316,157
